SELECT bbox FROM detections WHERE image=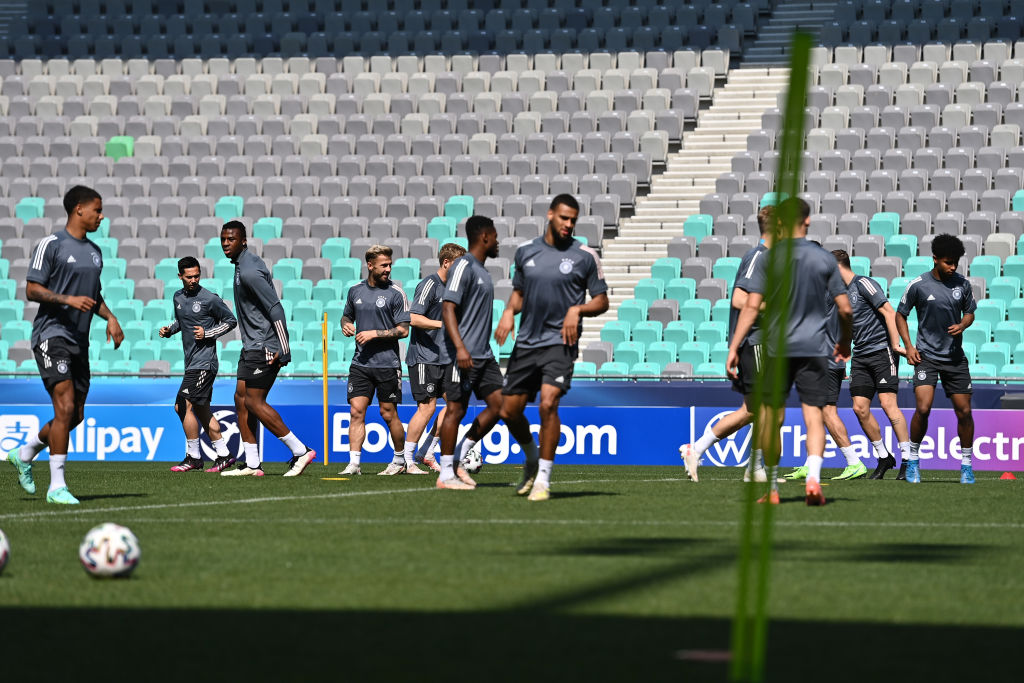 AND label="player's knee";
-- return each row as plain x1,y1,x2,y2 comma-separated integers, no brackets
955,405,972,421
379,405,396,421
538,399,559,419
852,403,870,420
